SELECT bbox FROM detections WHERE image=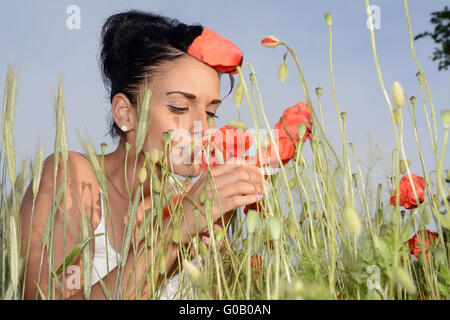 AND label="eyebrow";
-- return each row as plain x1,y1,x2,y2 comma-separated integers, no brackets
166,91,222,105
